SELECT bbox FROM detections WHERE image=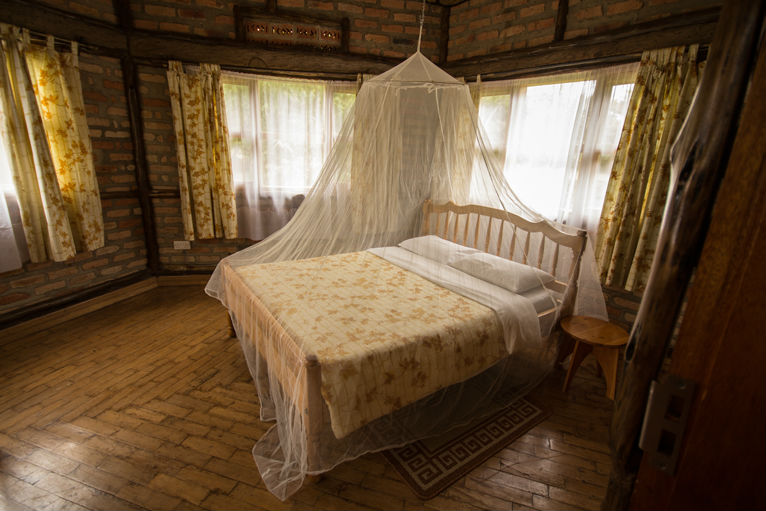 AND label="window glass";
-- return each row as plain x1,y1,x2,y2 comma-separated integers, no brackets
476,64,637,235
504,80,595,219
221,73,356,239
477,93,510,160
332,91,355,142
223,74,355,194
